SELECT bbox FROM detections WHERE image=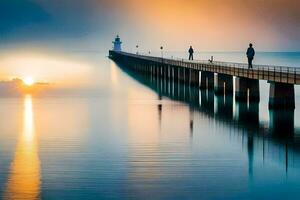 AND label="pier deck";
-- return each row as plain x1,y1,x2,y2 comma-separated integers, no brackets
113,51,300,84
